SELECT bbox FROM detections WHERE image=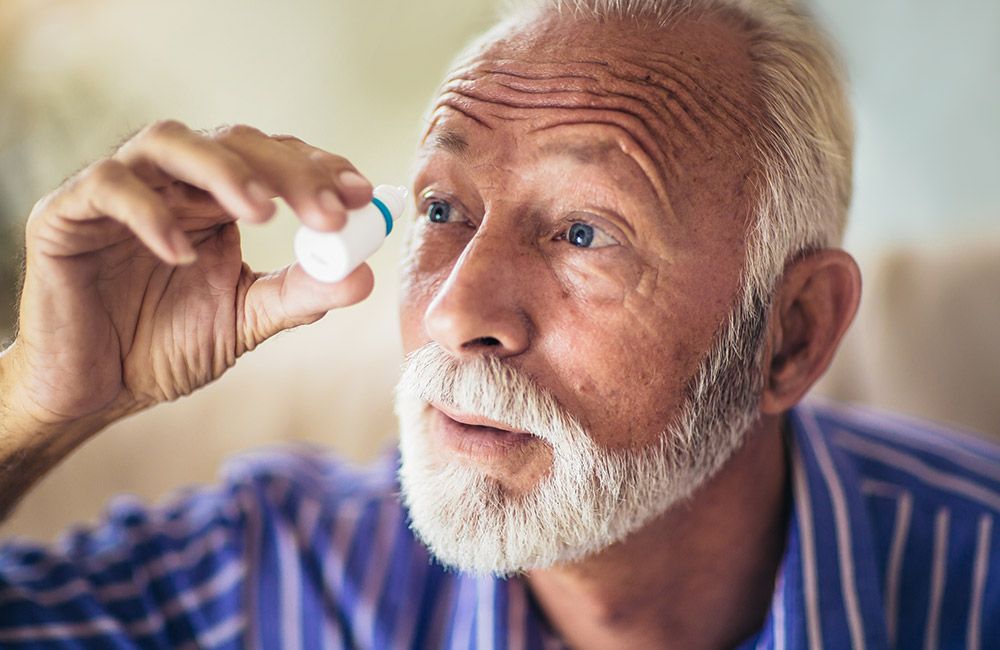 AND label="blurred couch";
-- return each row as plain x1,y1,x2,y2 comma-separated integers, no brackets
1,237,998,542
815,236,1000,436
